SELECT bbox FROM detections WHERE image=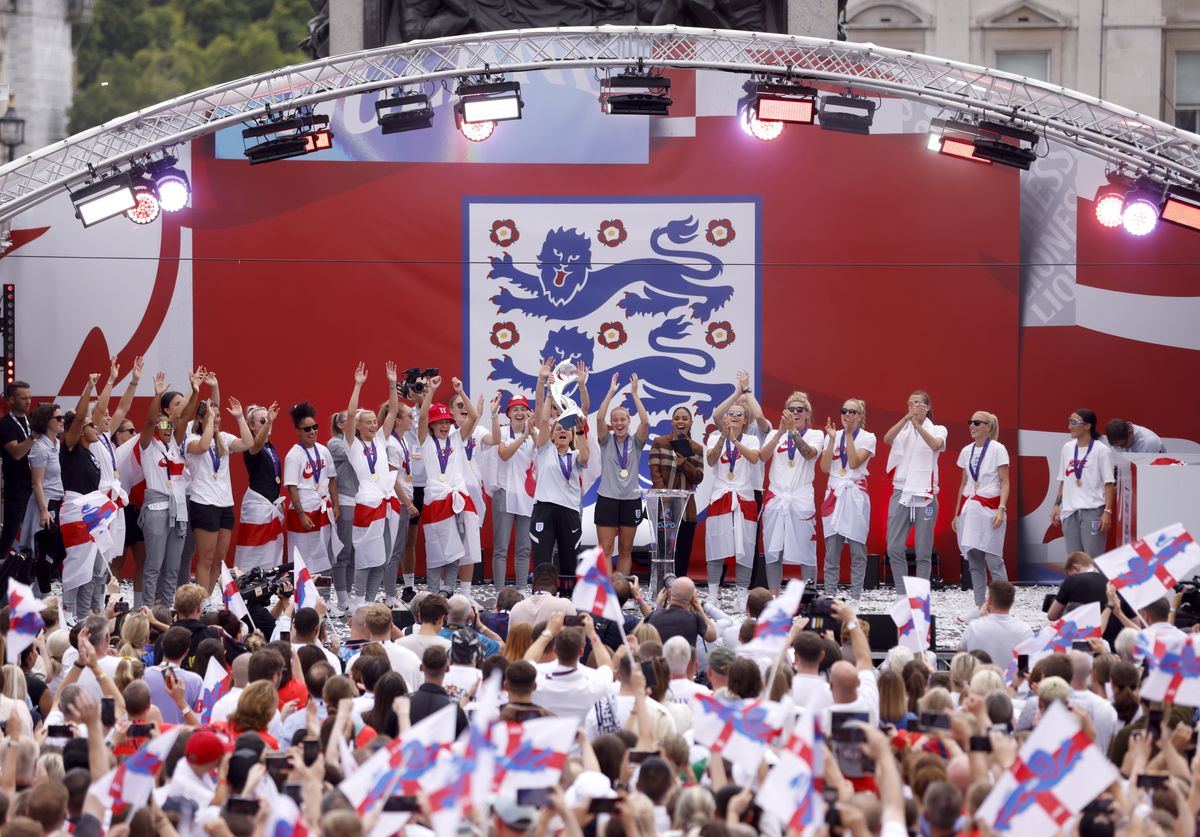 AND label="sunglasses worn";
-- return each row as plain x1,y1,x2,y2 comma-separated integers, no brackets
299,424,319,432
968,419,989,427
787,406,808,413
52,415,64,421
840,408,860,415
1067,419,1084,427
